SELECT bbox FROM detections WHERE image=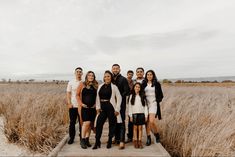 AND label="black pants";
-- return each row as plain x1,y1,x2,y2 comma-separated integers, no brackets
95,102,117,143
115,100,126,142
127,115,133,140
69,108,81,140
